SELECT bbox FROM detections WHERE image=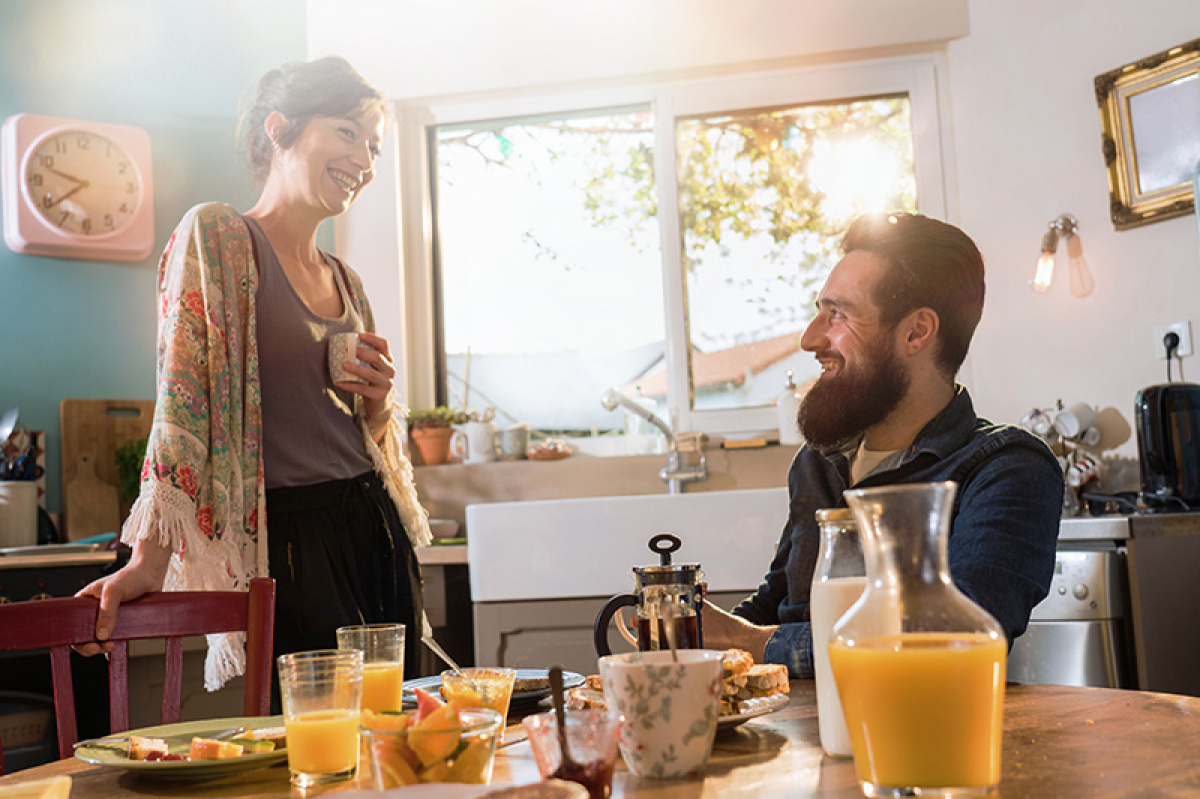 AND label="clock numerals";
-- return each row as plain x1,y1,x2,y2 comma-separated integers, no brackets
24,129,142,236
